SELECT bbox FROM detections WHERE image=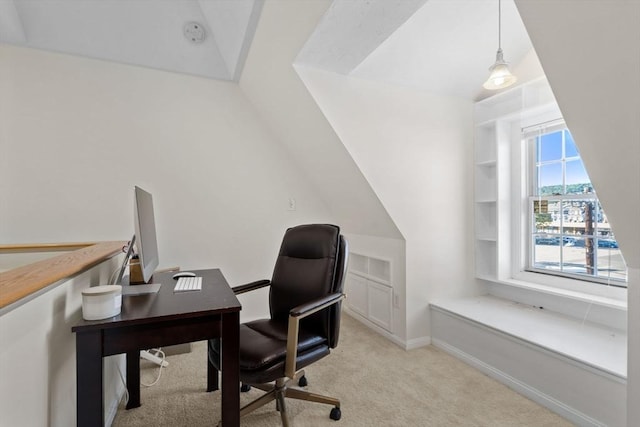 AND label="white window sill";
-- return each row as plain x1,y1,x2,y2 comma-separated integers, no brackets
493,275,627,311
